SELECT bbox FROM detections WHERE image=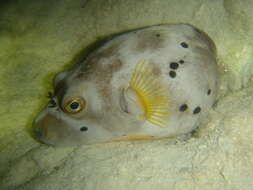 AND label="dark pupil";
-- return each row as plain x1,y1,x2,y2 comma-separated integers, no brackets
70,102,79,109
